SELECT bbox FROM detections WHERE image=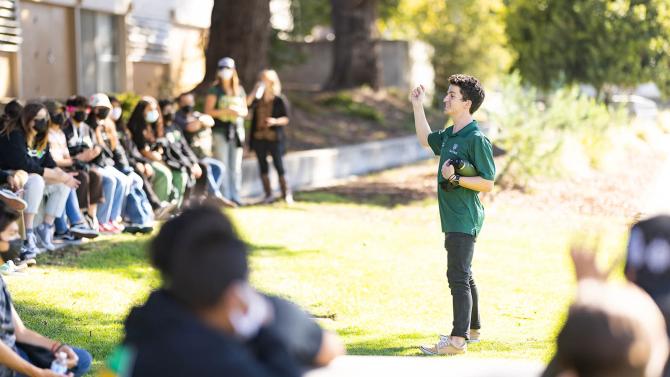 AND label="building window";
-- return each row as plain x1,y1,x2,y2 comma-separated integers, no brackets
80,10,120,95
